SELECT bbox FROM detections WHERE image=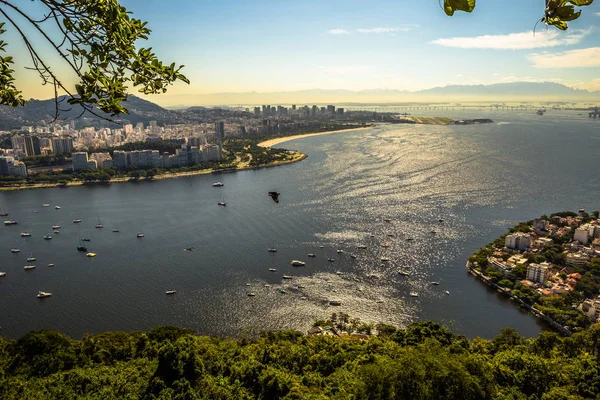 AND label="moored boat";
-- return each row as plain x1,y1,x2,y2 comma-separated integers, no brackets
291,260,305,266
37,291,52,298
86,252,96,257
212,182,224,187
11,248,20,253
165,290,176,295
24,265,36,270
283,275,293,279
